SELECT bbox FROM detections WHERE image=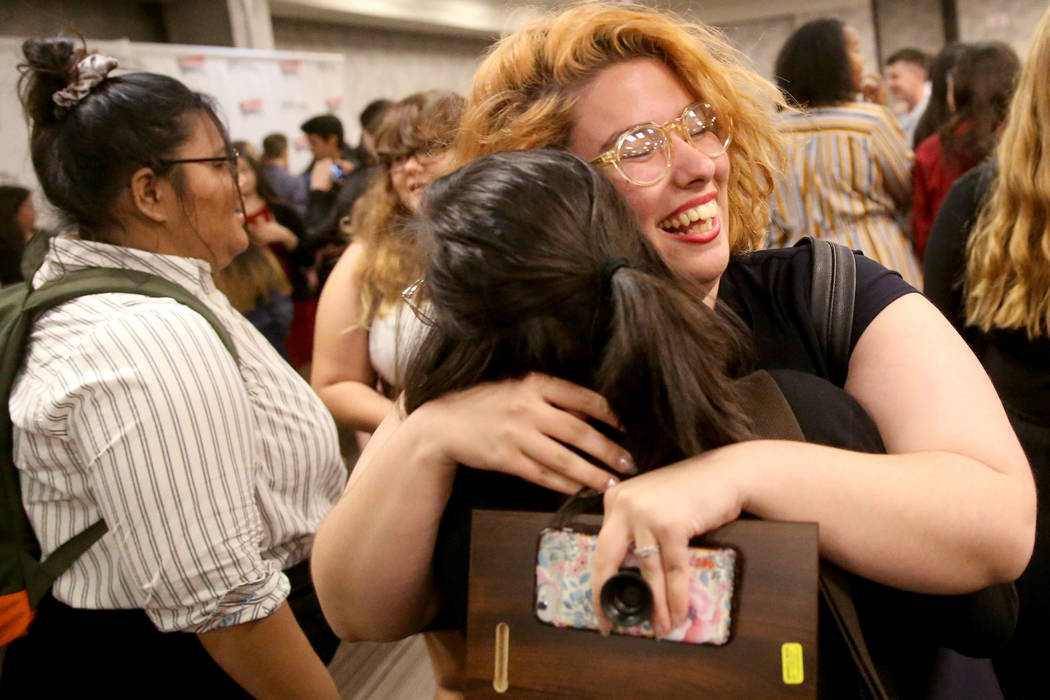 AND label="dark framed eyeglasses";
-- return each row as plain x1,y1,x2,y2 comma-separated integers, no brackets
400,277,436,326
157,148,240,177
385,144,450,173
